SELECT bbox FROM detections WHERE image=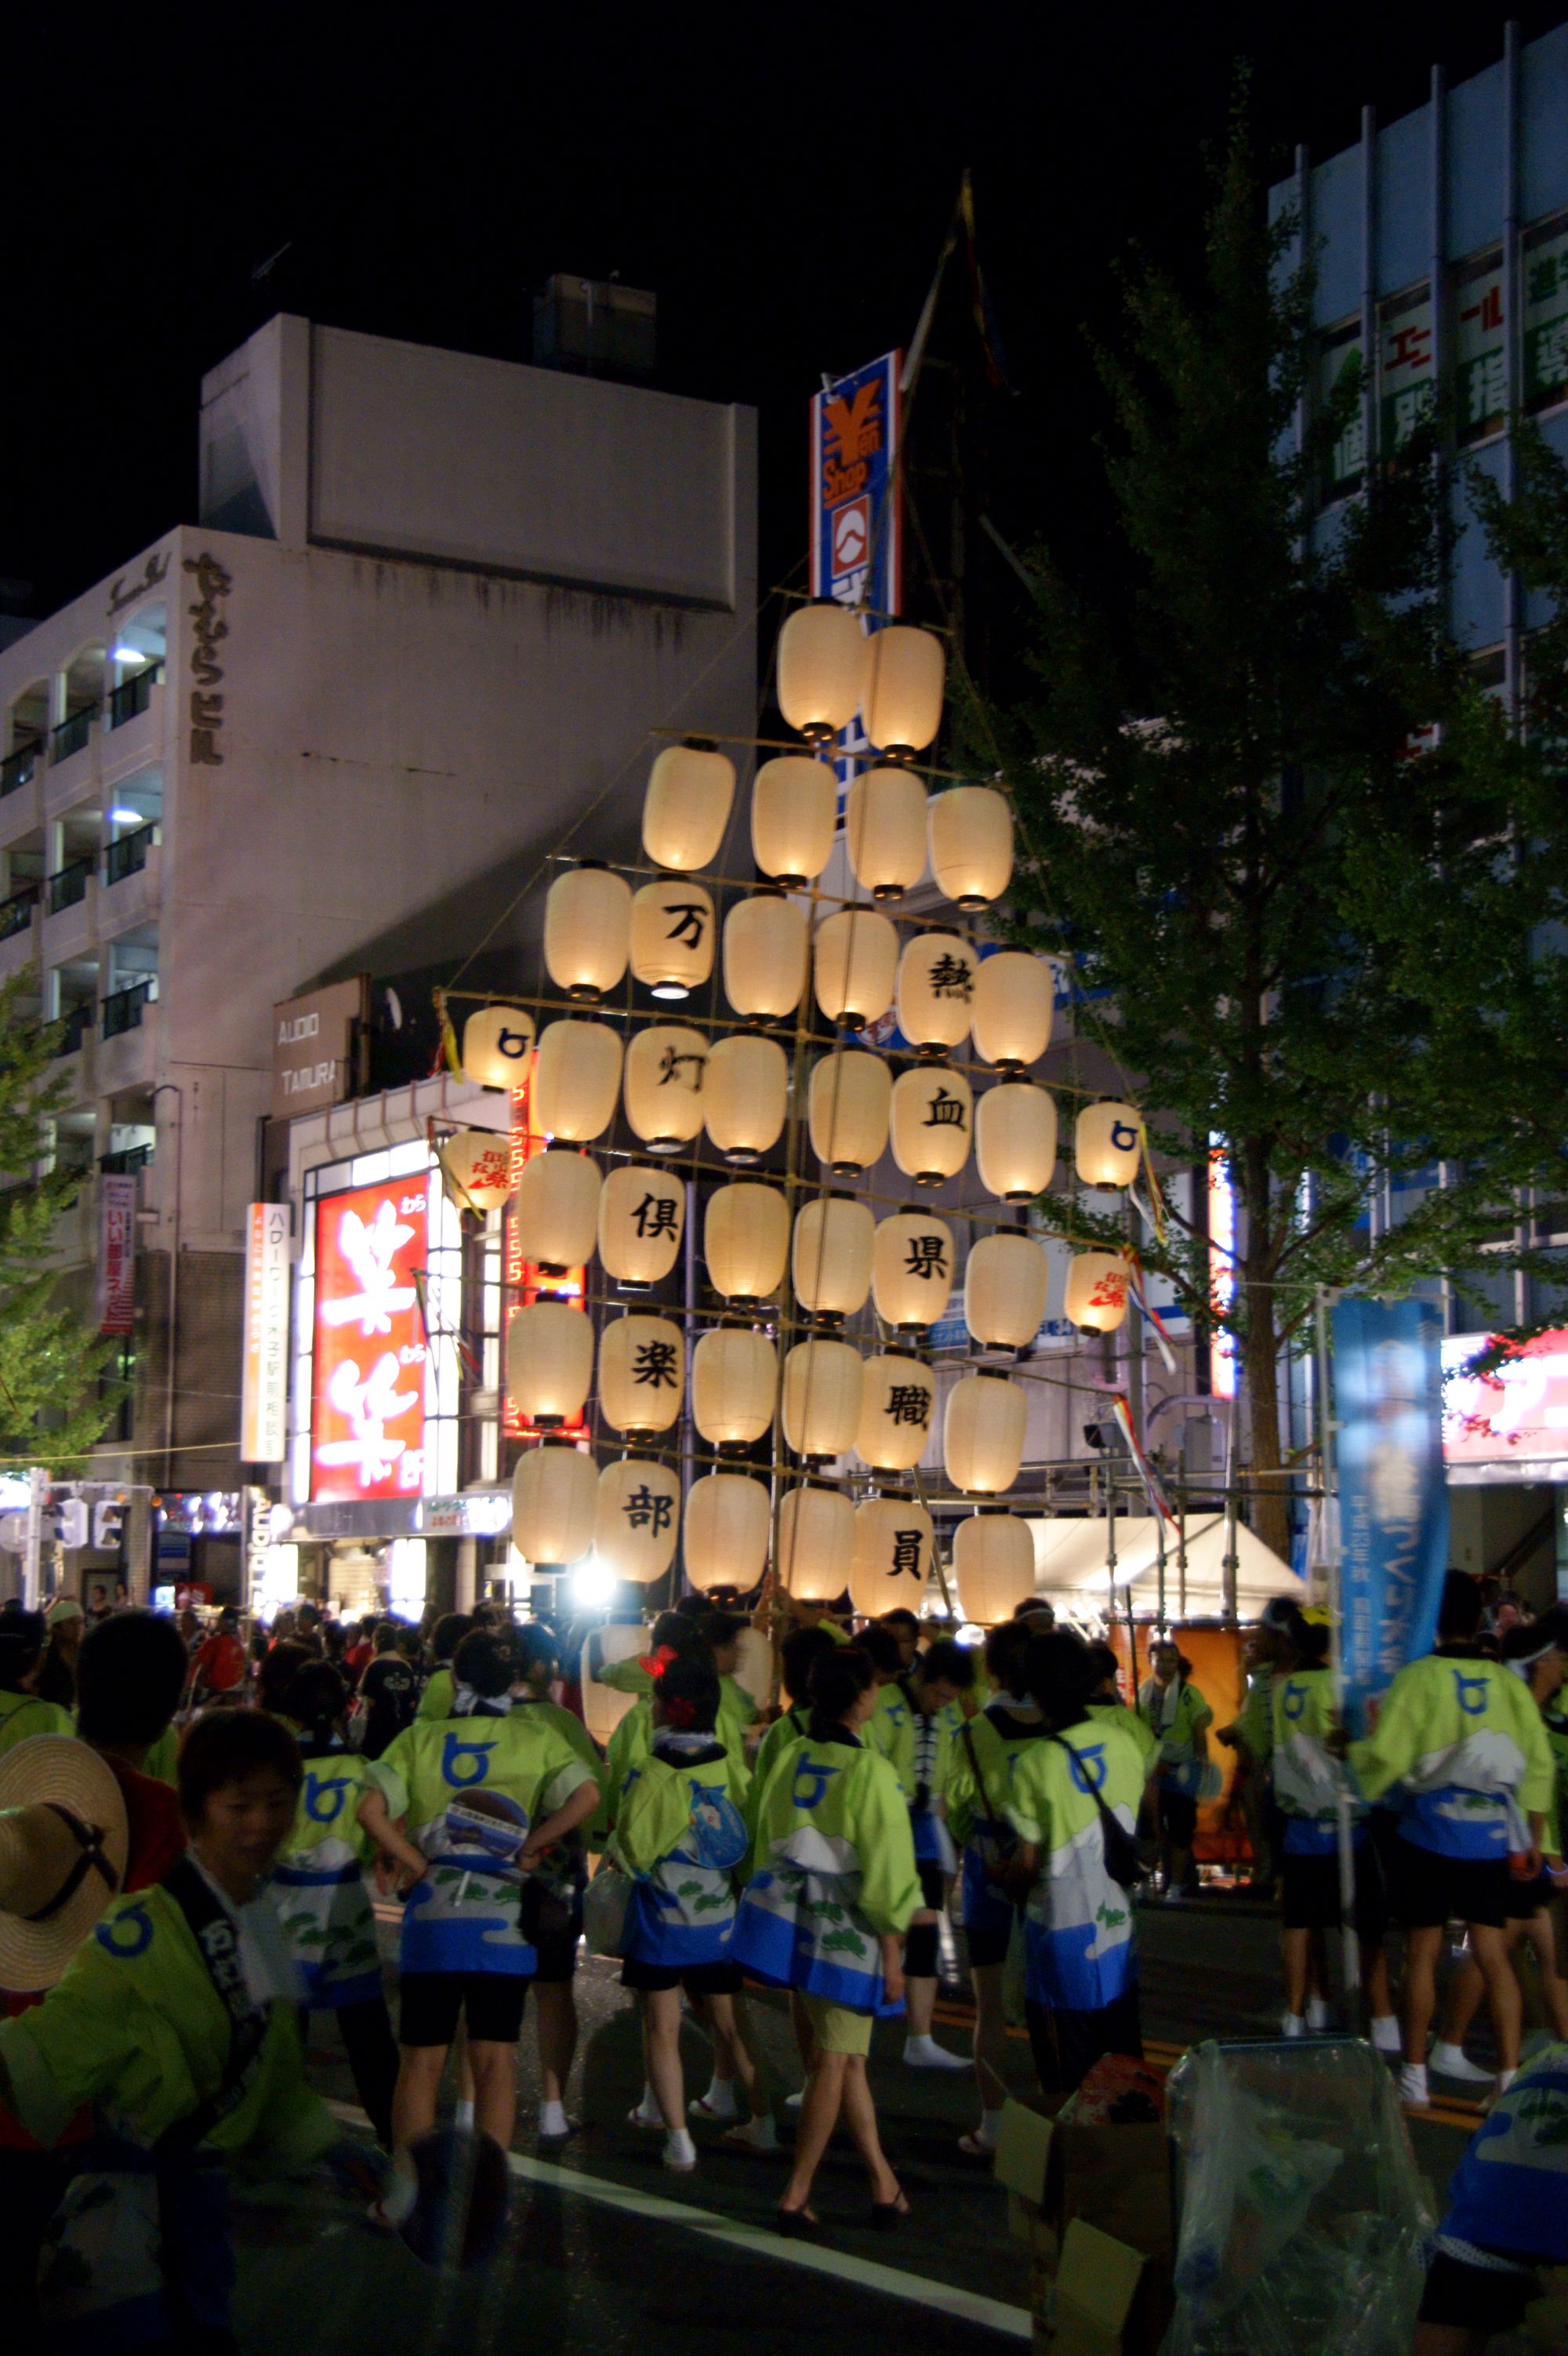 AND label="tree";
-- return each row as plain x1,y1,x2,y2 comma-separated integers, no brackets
970,119,1568,1556
0,968,118,1464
